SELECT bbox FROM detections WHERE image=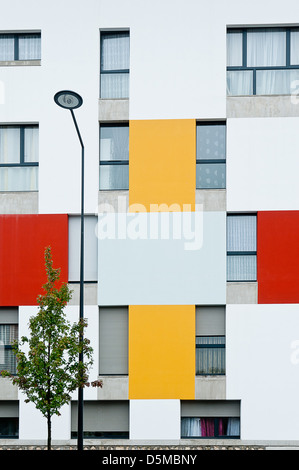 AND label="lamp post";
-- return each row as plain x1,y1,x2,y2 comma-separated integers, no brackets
54,90,84,451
